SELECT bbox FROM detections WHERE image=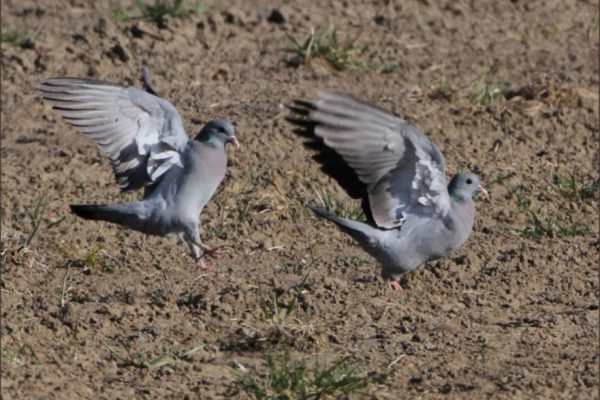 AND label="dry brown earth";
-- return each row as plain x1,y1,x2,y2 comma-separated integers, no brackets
1,1,598,399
